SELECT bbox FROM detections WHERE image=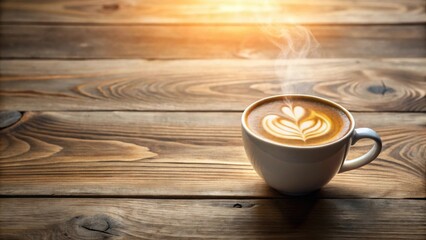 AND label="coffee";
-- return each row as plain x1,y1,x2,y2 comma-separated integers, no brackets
245,96,352,146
